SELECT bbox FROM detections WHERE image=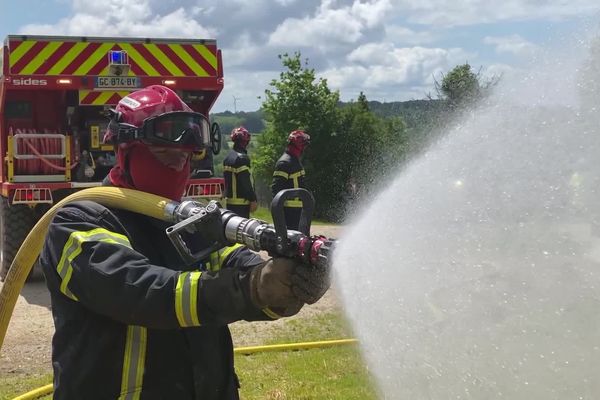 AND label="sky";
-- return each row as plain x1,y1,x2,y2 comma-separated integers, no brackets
1,0,600,112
